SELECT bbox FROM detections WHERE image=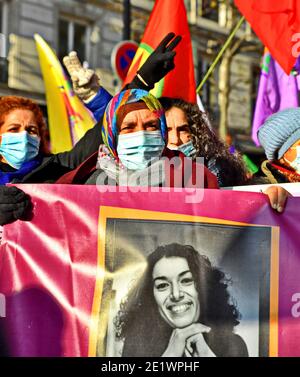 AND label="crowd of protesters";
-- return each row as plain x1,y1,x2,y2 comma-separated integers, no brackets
0,33,296,226
0,32,299,359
